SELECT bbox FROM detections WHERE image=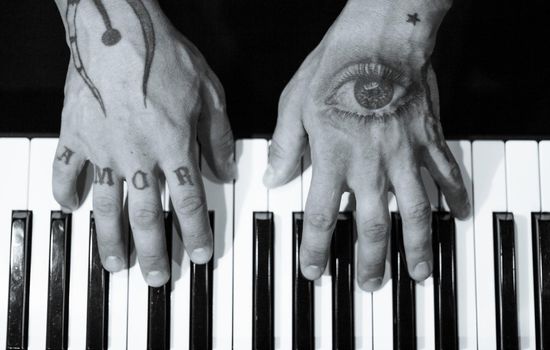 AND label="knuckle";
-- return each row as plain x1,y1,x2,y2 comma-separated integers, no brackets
268,139,287,163
138,253,167,268
402,201,432,224
407,235,432,255
94,196,121,218
174,195,206,217
302,243,328,262
306,213,335,232
361,220,389,244
131,205,163,229
361,261,386,277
